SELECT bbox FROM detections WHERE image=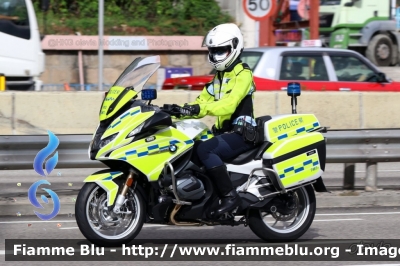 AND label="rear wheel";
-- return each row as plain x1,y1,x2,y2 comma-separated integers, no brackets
75,182,145,246
366,34,394,67
248,185,316,241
